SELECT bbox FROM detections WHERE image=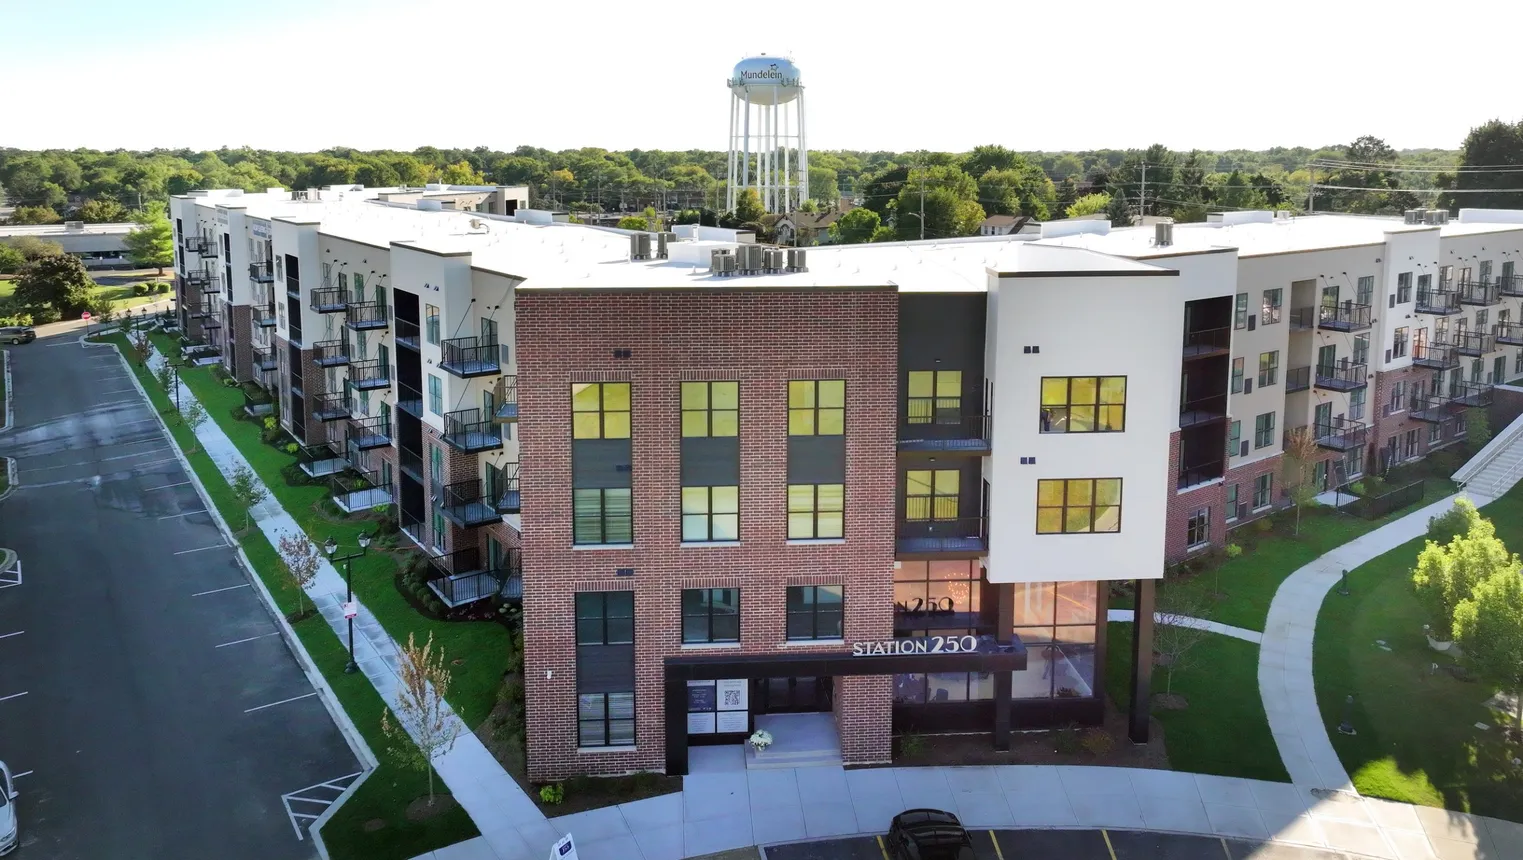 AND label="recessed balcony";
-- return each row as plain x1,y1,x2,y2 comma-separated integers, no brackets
1314,359,1368,392
1412,341,1459,369
1180,393,1228,428
253,346,278,372
397,382,424,418
1182,327,1230,360
1416,287,1461,315
1317,302,1372,333
491,463,520,514
425,546,522,607
493,376,518,423
1499,275,1523,297
1314,417,1367,452
1410,395,1453,423
1455,330,1496,357
1457,279,1501,306
311,287,347,313
1495,322,1523,347
1286,365,1311,393
184,268,212,288
440,479,500,529
312,338,351,368
252,301,277,327
314,392,350,422
1453,381,1493,408
395,318,421,350
182,235,211,255
1178,459,1223,490
344,300,389,331
439,335,501,379
349,358,391,391
895,516,988,558
898,413,991,455
443,408,501,453
248,260,274,283
347,413,392,450
1288,307,1316,331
